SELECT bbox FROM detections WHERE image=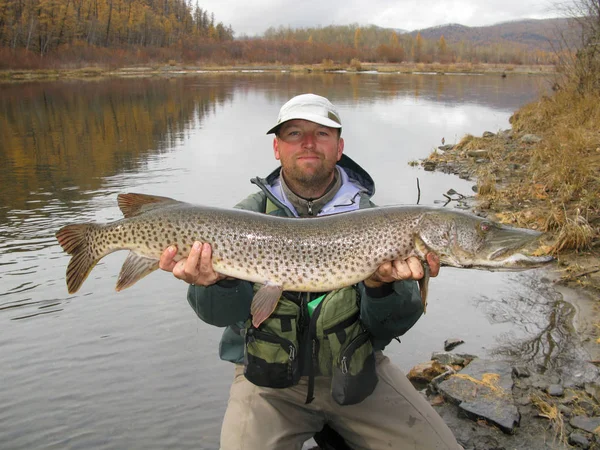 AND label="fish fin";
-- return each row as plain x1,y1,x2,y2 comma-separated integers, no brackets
56,224,99,294
250,283,283,328
117,193,183,218
116,252,160,291
418,261,430,313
